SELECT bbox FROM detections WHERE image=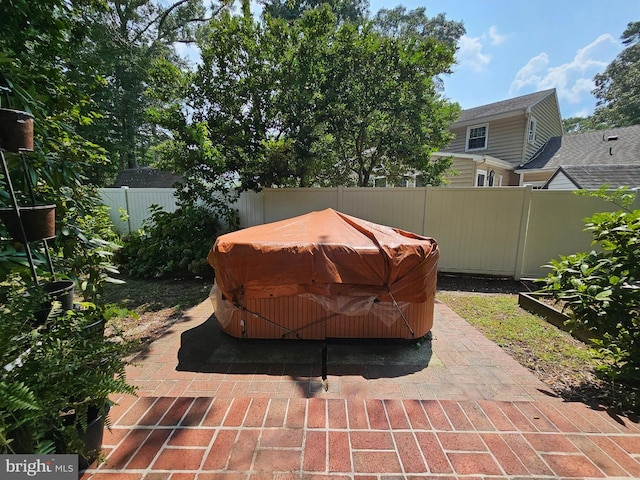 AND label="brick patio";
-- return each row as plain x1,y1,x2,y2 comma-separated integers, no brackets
80,299,640,479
